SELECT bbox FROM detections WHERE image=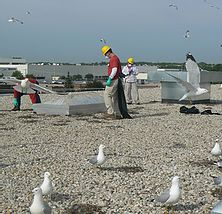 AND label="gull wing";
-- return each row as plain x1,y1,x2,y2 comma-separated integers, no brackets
185,58,200,88
88,156,98,165
29,82,57,94
213,176,222,185
0,78,22,84
43,201,52,214
156,189,170,203
13,85,35,94
166,72,197,92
